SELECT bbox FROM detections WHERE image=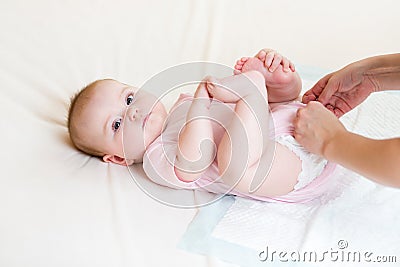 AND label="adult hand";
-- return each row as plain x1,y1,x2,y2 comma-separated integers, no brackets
294,101,347,157
302,62,377,117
